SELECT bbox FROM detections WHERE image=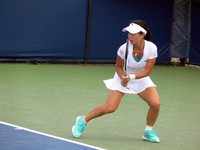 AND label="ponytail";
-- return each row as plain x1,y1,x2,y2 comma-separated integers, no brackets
144,27,151,41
